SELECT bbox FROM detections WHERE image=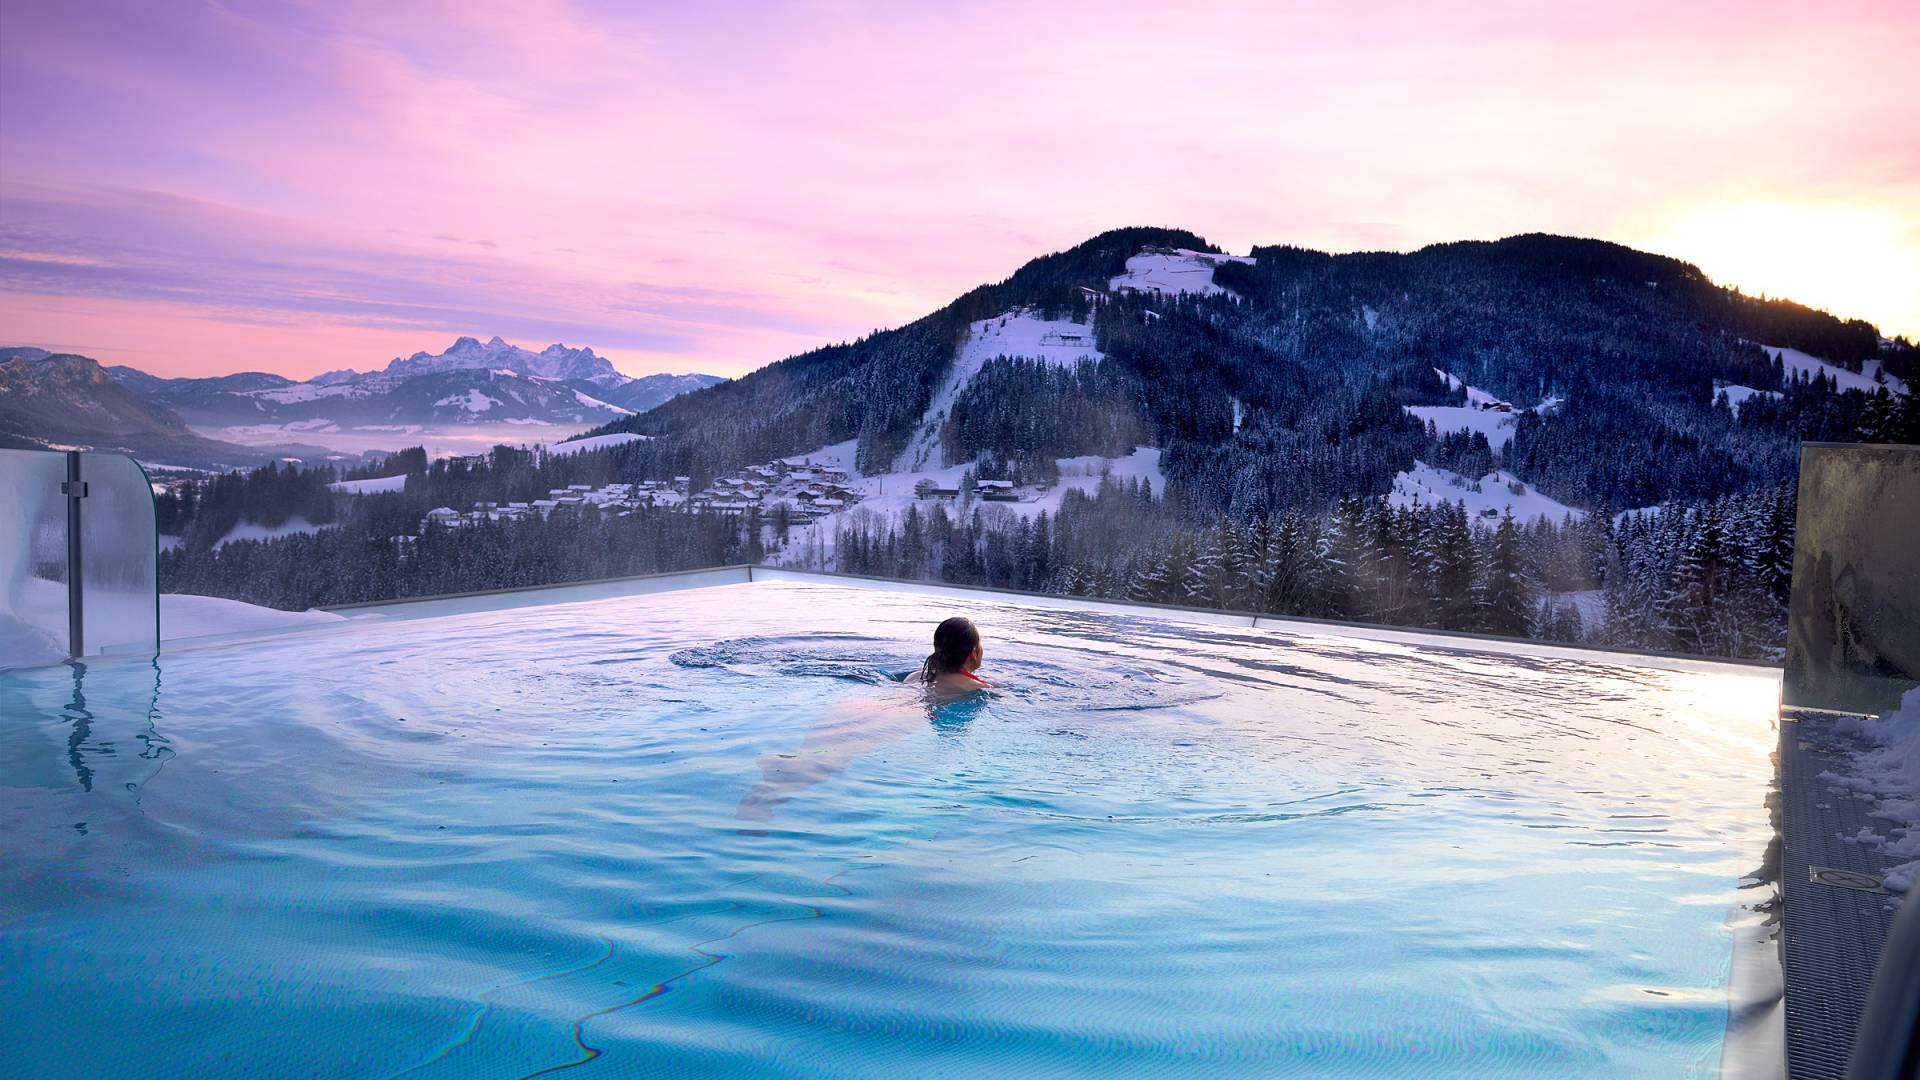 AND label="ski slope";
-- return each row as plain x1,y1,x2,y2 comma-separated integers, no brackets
1390,461,1583,523
893,311,1104,472
1108,249,1253,298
